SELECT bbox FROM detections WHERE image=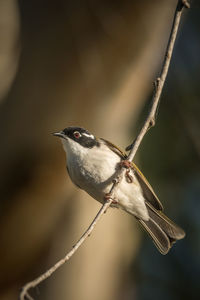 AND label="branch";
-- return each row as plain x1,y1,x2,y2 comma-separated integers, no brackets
20,198,113,300
127,0,190,161
20,1,189,299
